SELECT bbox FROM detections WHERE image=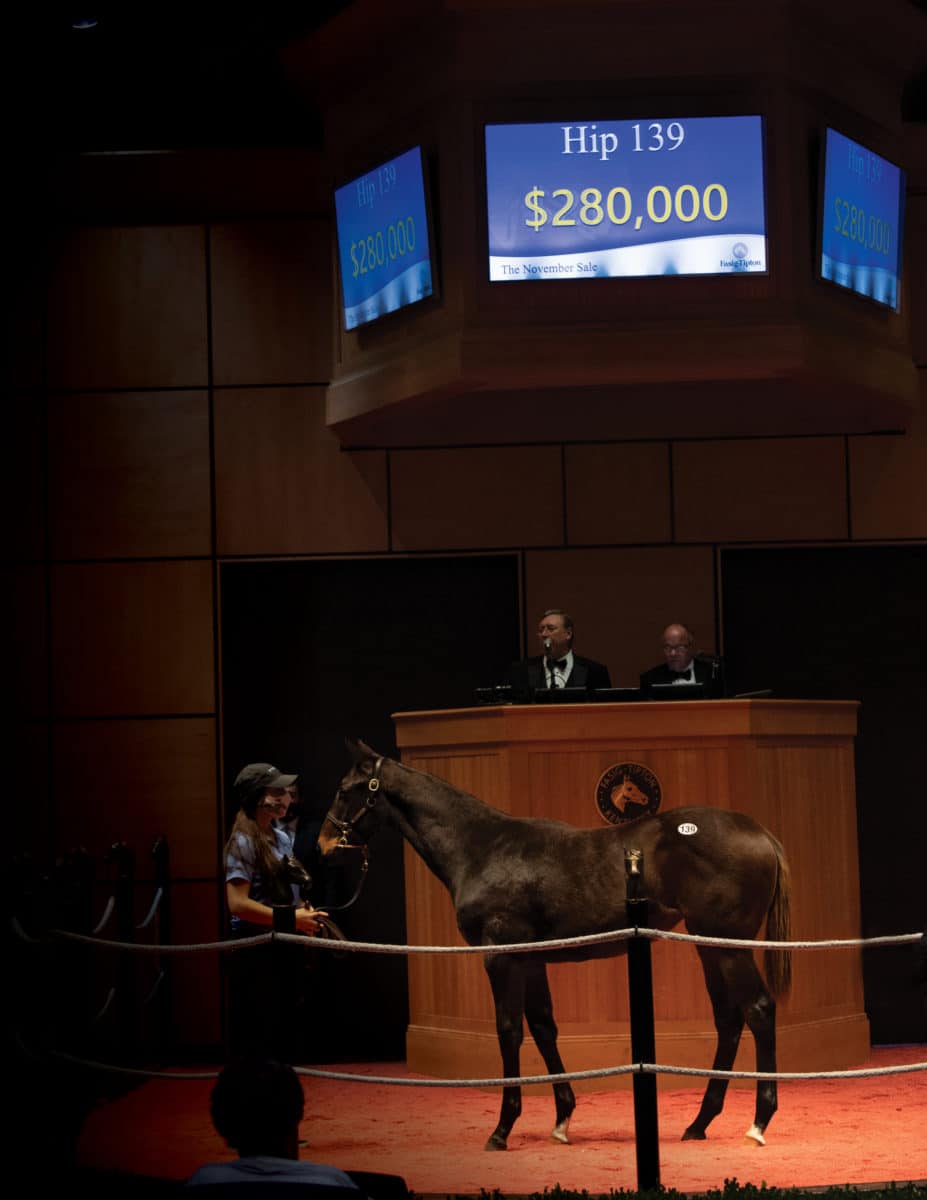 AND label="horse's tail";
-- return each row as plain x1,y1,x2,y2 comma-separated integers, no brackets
763,834,792,998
